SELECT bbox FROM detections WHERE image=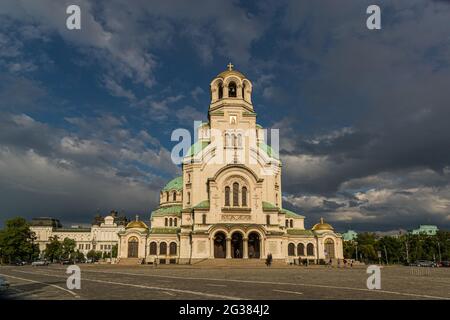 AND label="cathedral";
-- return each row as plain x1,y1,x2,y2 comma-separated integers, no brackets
117,64,343,264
